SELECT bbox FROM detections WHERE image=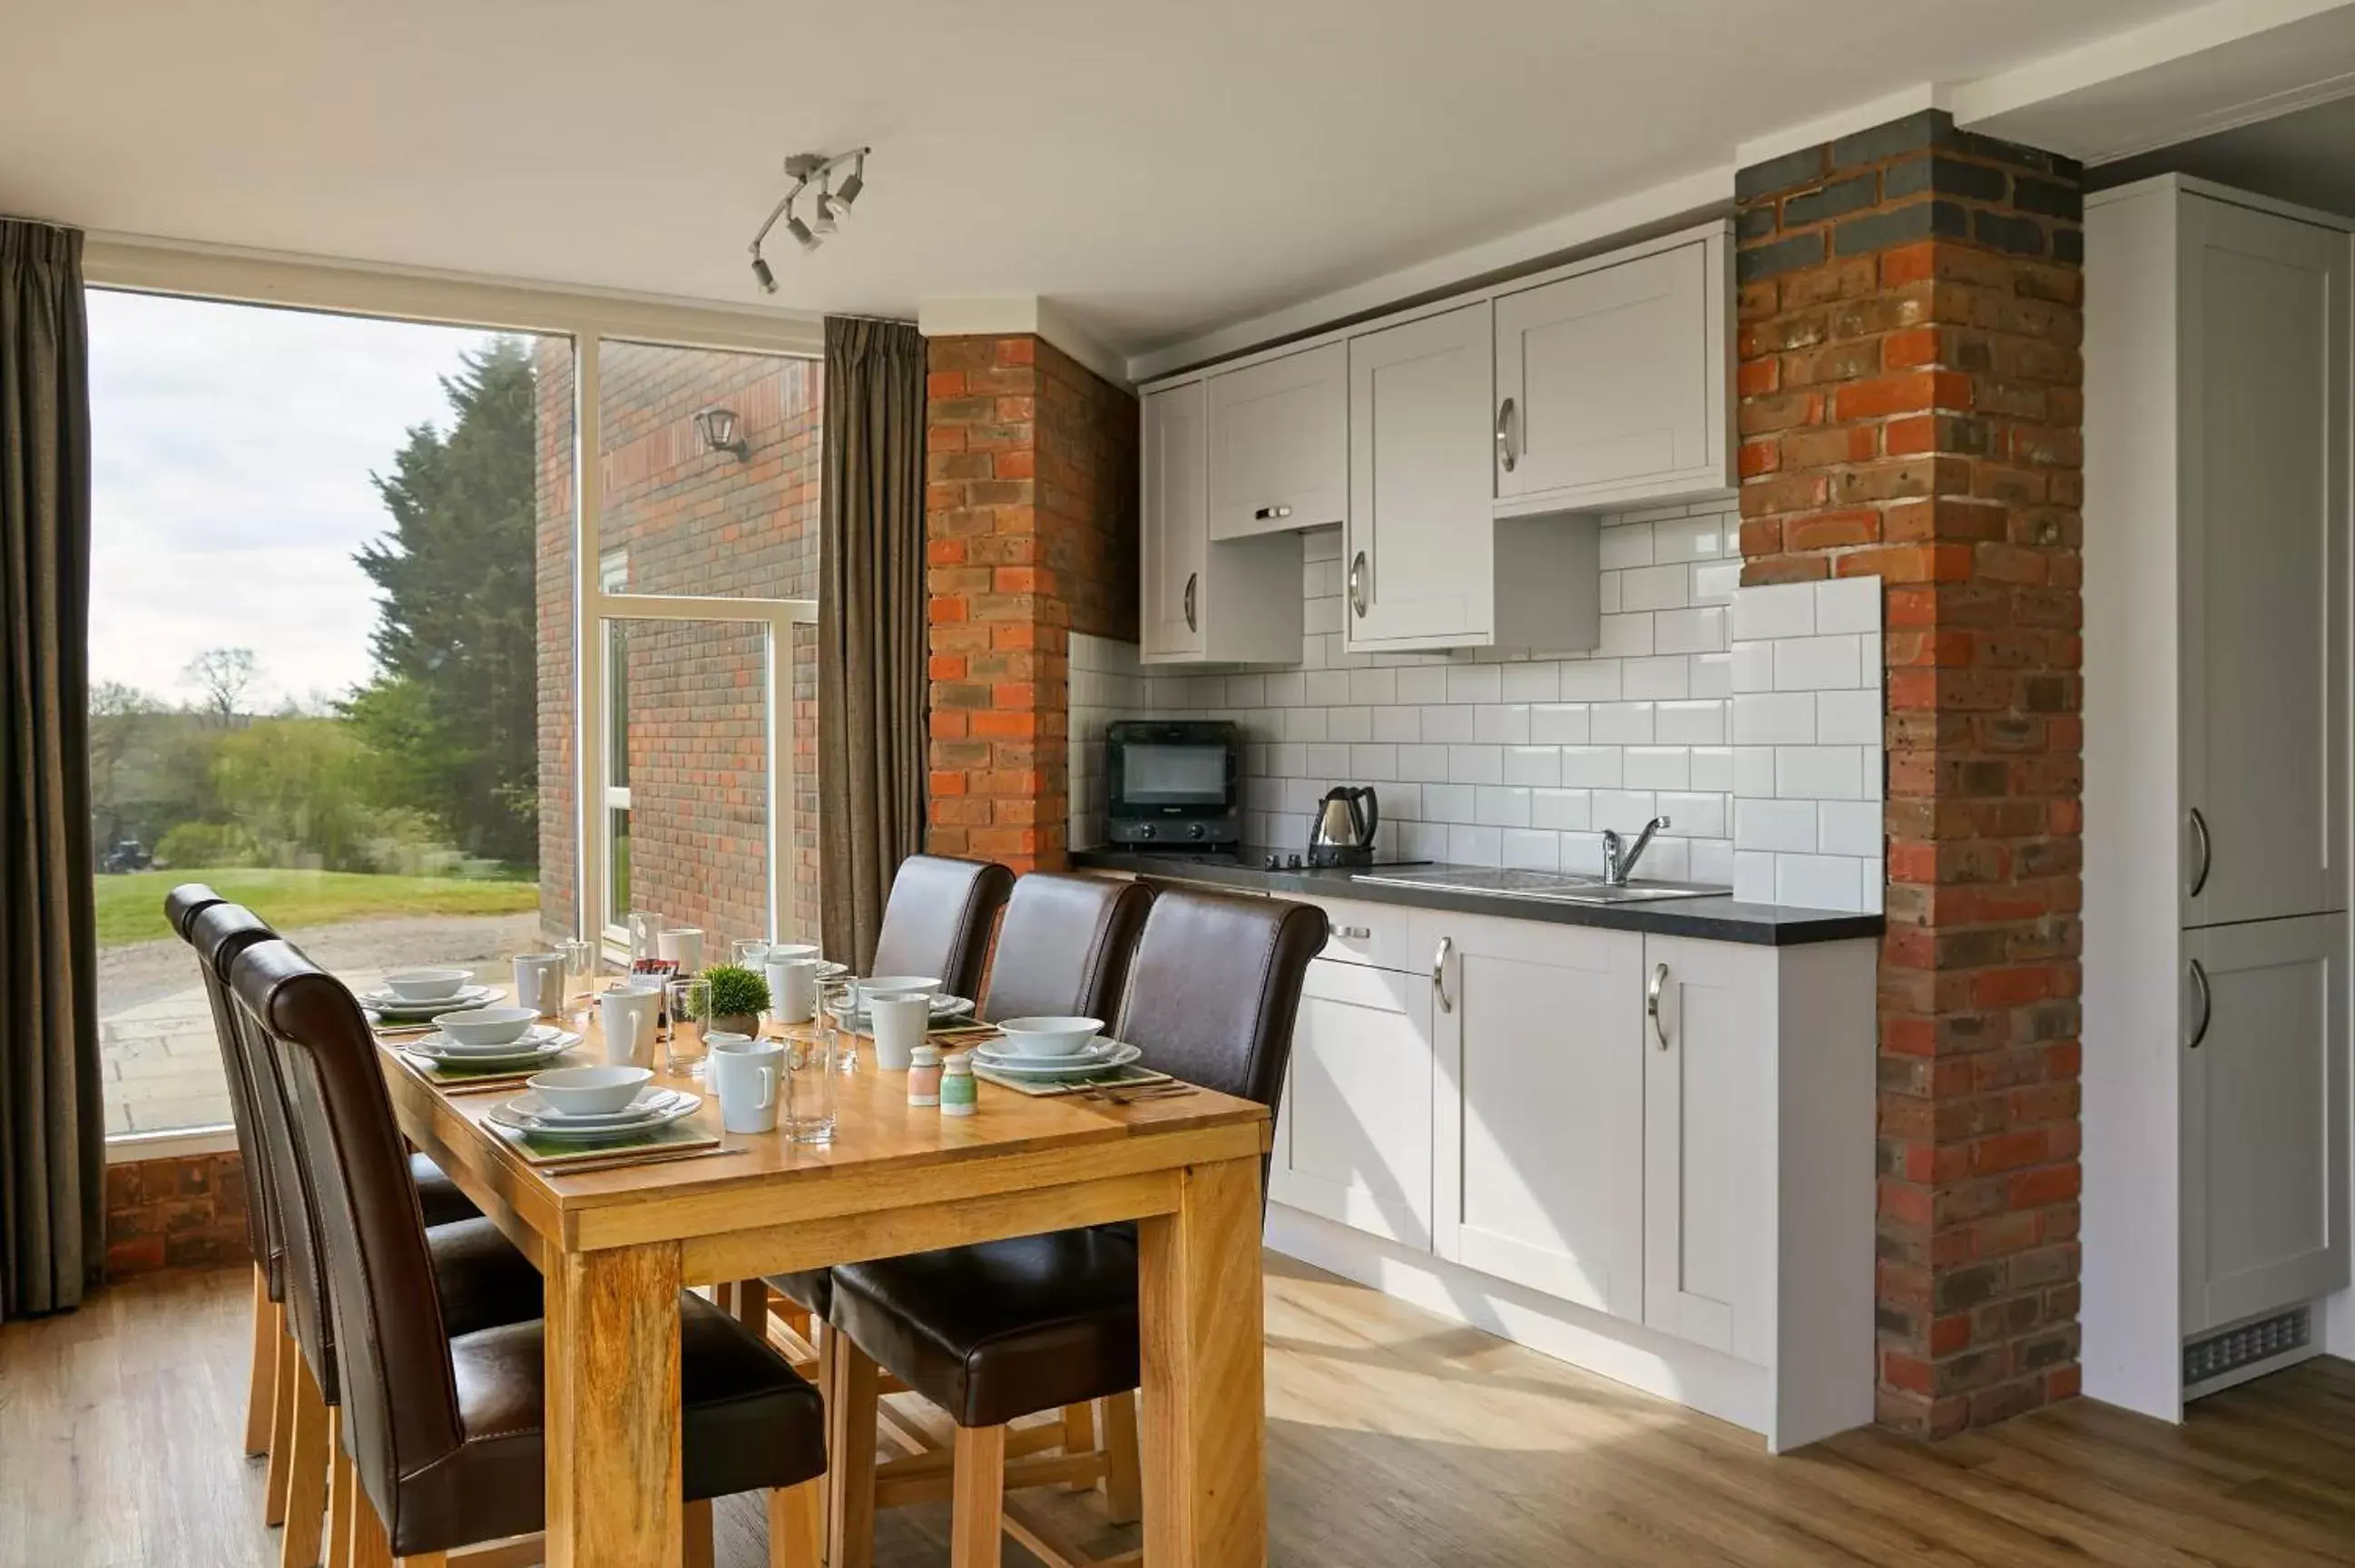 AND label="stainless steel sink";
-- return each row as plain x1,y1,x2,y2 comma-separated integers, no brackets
1349,867,1730,905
